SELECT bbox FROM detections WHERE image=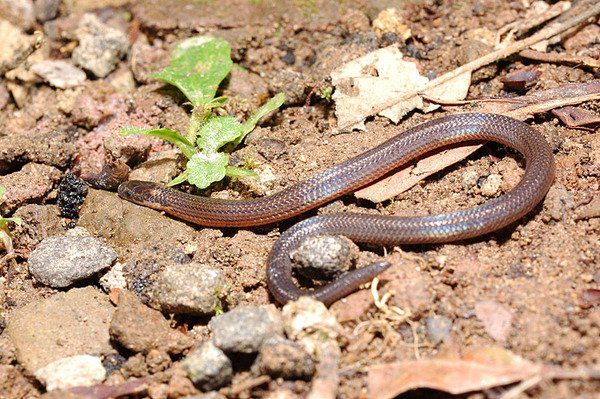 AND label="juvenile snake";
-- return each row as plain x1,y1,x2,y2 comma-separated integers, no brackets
117,113,555,305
